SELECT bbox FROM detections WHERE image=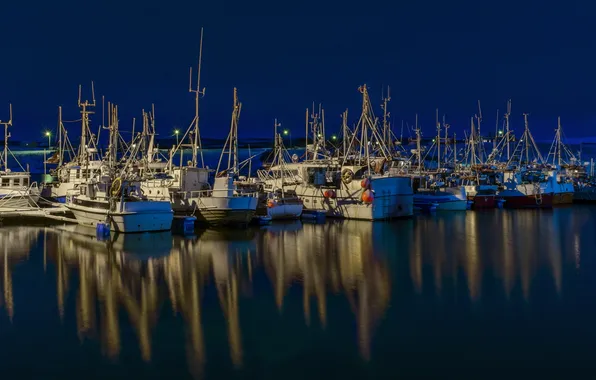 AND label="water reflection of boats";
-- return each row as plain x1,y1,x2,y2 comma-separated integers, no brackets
50,224,173,259
0,227,39,320
2,221,390,378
